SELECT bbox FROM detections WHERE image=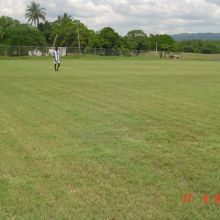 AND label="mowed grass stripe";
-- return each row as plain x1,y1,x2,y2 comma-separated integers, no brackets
2,66,219,135
0,61,170,219
1,65,217,160
0,59,220,219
